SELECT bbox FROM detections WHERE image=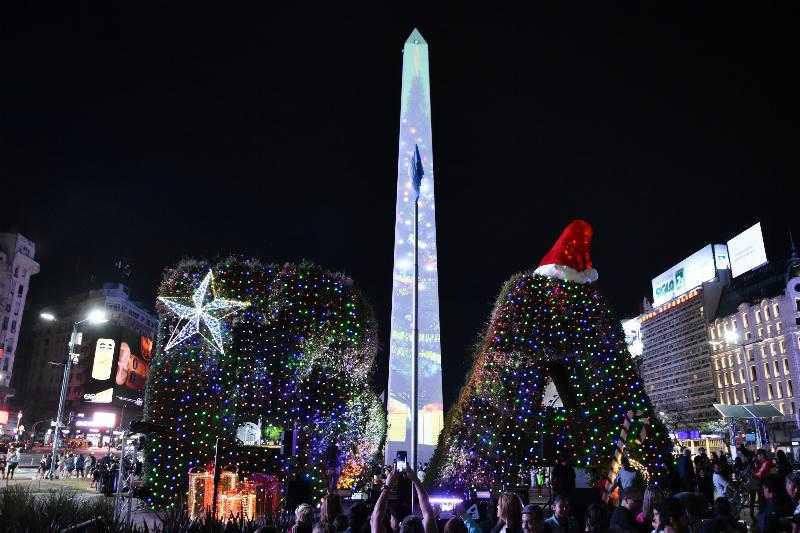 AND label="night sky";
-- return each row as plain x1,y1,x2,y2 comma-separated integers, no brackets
3,6,798,406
